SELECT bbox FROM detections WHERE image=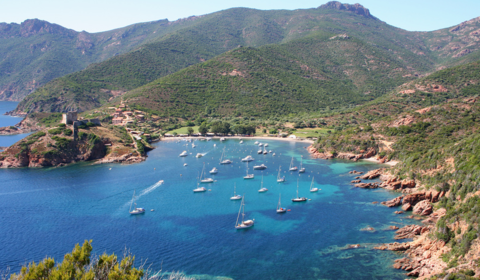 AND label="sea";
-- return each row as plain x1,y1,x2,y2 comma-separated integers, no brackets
0,102,413,279
0,101,31,148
